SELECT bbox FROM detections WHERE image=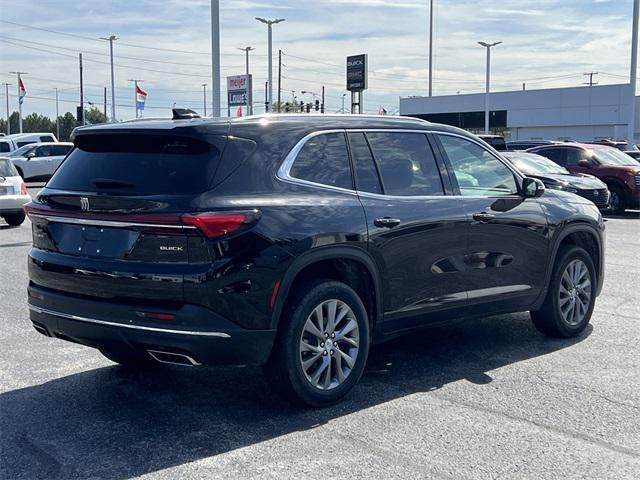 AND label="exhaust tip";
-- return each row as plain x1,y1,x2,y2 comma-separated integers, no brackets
147,349,201,367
